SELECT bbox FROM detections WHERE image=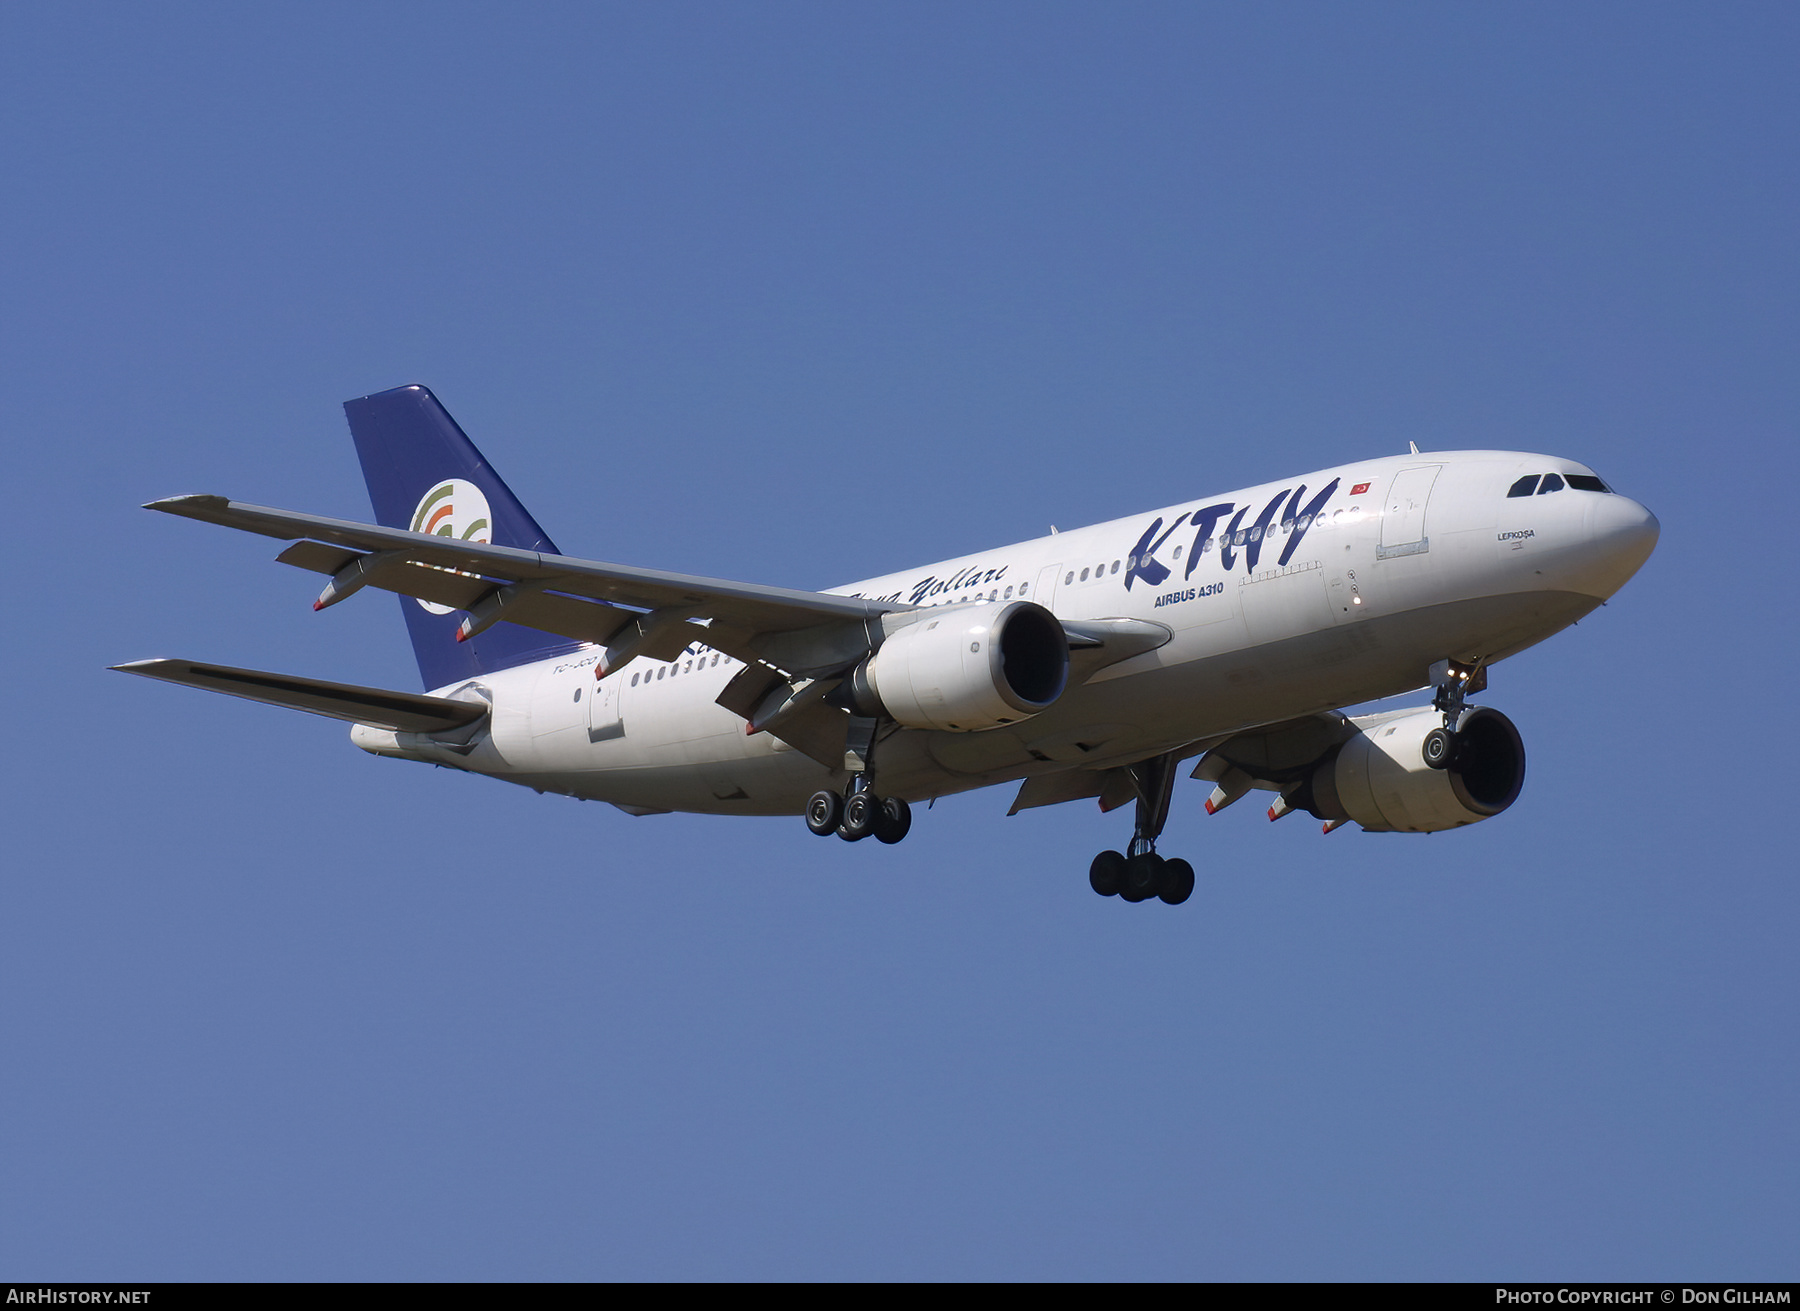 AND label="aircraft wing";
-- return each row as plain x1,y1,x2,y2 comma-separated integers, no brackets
112,658,489,734
148,495,905,670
